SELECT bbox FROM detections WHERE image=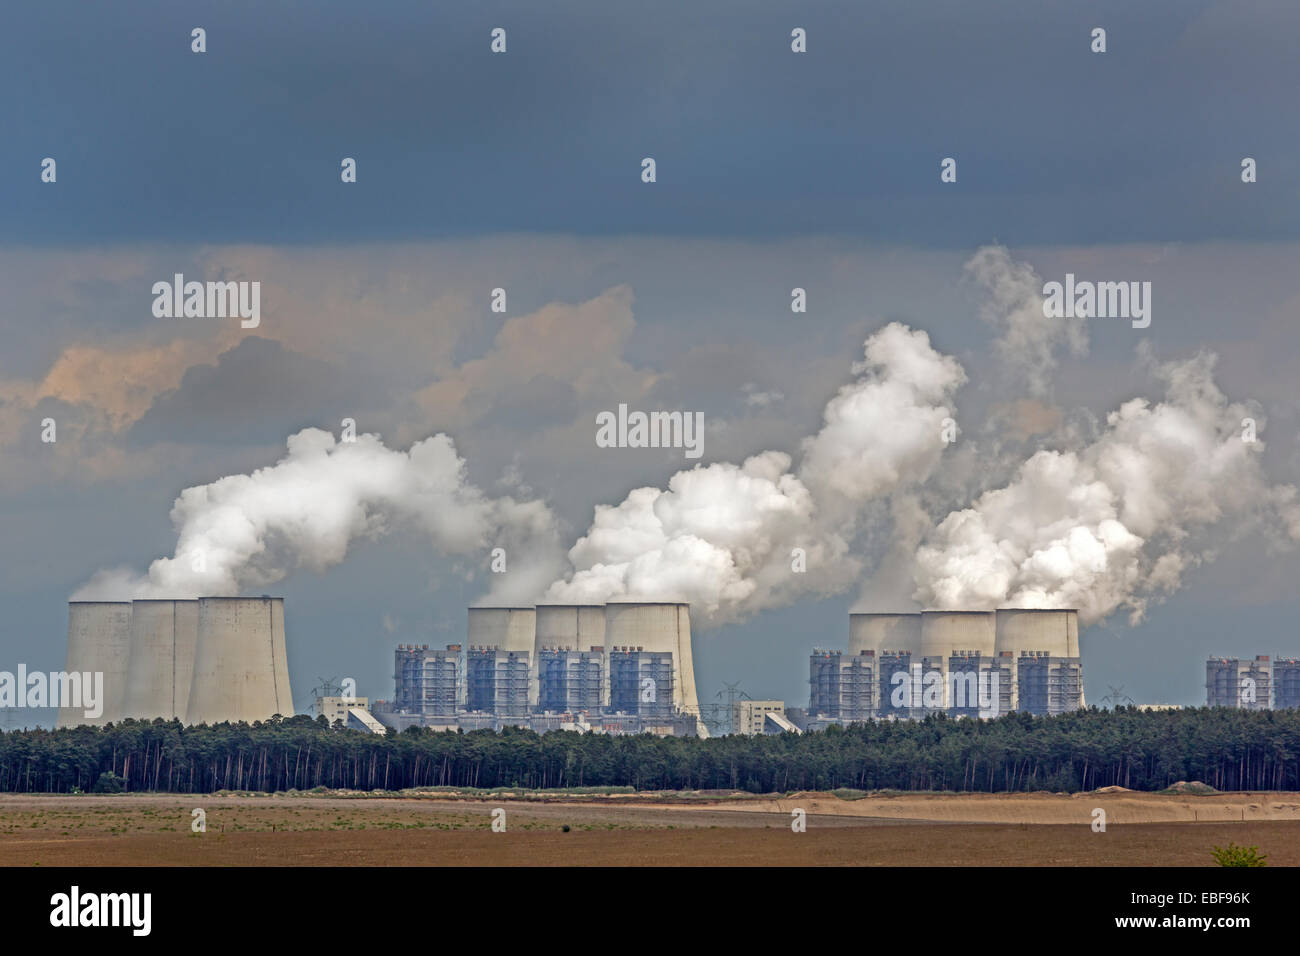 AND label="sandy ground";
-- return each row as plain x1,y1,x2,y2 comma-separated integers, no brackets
629,789,1300,824
0,790,1294,865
